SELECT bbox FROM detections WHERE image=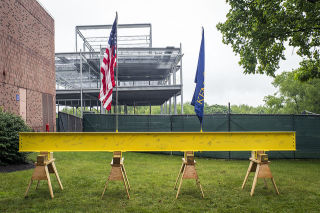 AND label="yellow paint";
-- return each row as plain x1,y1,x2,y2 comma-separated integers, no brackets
19,132,296,152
